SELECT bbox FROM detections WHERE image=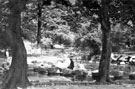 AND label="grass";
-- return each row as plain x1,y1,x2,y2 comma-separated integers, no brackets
1,48,135,89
